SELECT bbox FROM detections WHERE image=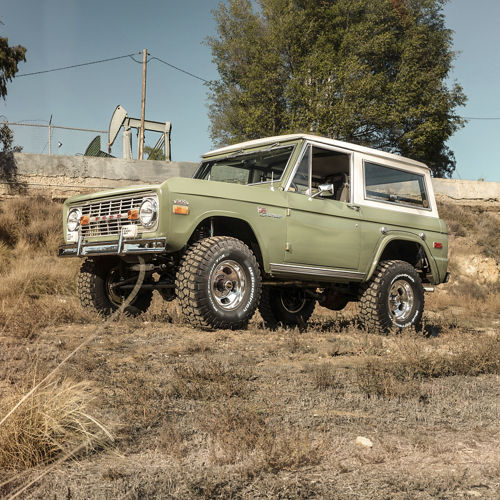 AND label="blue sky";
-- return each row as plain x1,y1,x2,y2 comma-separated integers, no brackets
2,0,500,181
